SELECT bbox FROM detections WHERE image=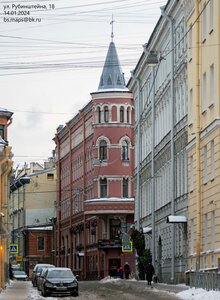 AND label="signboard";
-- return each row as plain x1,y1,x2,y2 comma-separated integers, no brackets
16,256,22,262
9,244,18,254
122,233,133,253
98,239,121,250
